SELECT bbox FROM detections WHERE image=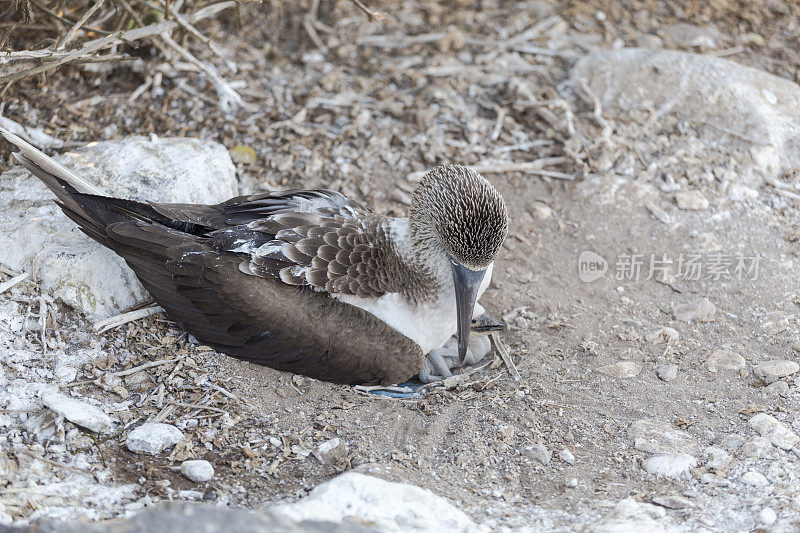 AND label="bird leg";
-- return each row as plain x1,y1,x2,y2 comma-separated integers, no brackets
418,333,493,383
